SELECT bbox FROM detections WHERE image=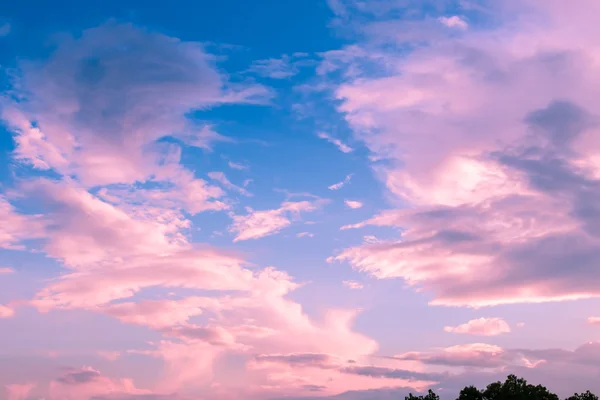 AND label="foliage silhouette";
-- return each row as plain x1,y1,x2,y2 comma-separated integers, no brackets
404,375,598,400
